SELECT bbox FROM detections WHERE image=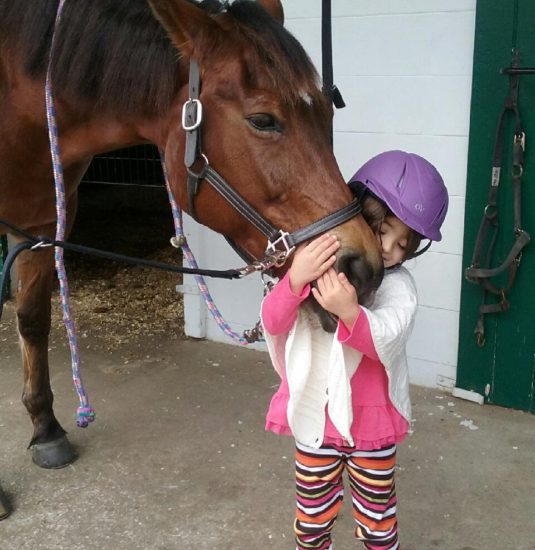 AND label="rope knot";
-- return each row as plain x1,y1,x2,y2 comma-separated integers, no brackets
76,407,96,428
